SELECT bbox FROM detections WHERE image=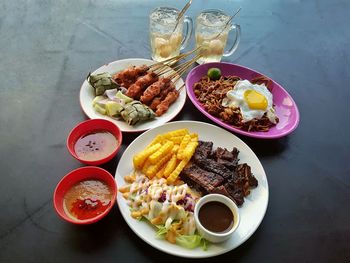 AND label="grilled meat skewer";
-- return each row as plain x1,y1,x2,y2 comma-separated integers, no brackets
155,90,179,116
113,65,149,88
126,72,158,99
140,77,171,105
